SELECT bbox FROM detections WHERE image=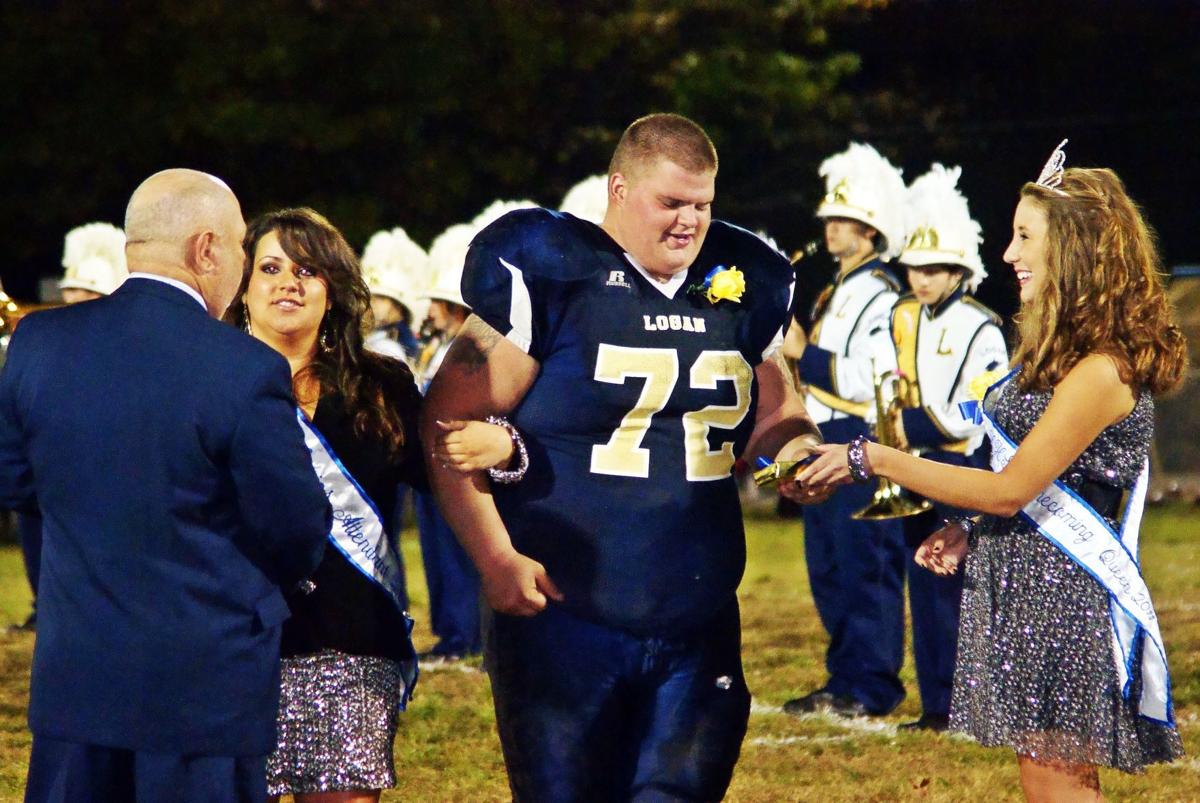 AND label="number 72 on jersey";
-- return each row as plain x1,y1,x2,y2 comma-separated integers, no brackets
589,344,754,482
